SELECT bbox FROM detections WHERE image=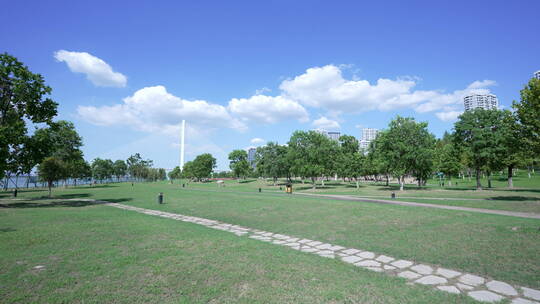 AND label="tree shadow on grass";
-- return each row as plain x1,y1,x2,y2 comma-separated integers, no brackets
0,228,16,233
0,198,132,208
238,180,256,184
489,196,540,202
